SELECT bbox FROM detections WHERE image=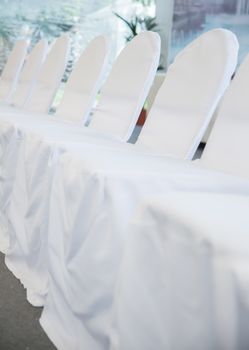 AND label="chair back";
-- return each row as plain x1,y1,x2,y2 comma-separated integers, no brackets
11,39,48,108
201,53,249,179
25,34,70,114
136,29,239,159
55,35,109,123
88,31,161,141
0,39,28,102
